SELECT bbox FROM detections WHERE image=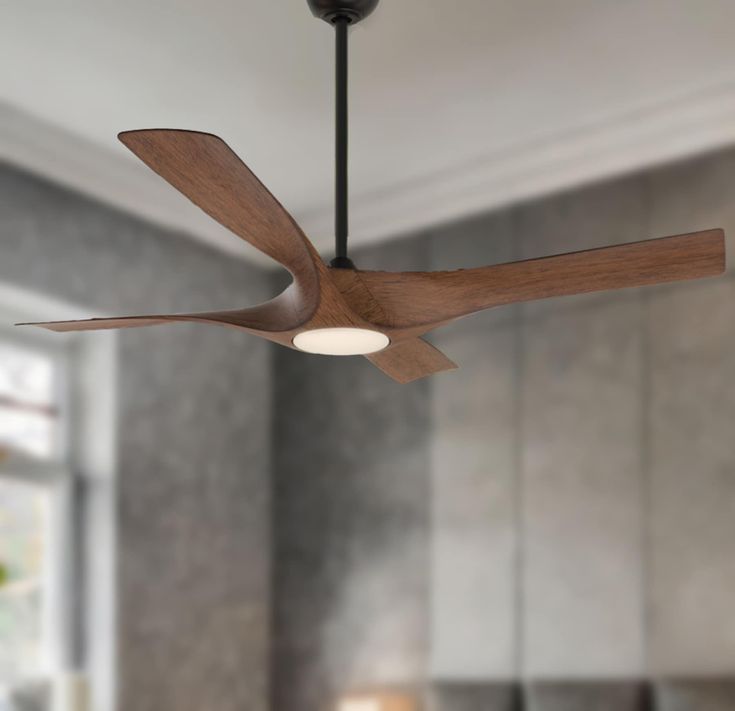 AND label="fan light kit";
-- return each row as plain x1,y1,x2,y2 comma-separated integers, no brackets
293,327,389,356
19,0,726,383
